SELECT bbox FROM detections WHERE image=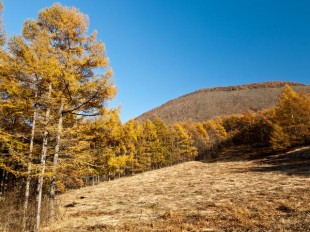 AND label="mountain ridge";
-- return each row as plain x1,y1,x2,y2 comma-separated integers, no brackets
136,81,310,124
